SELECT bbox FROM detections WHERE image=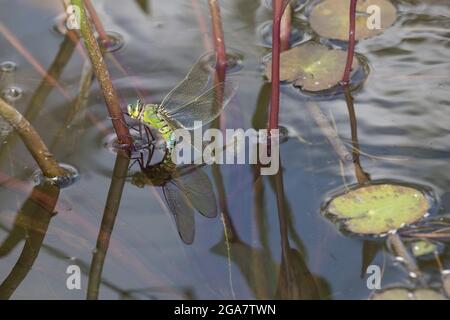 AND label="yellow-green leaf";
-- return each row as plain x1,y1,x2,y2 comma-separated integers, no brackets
309,0,397,41
326,184,429,235
265,42,359,91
